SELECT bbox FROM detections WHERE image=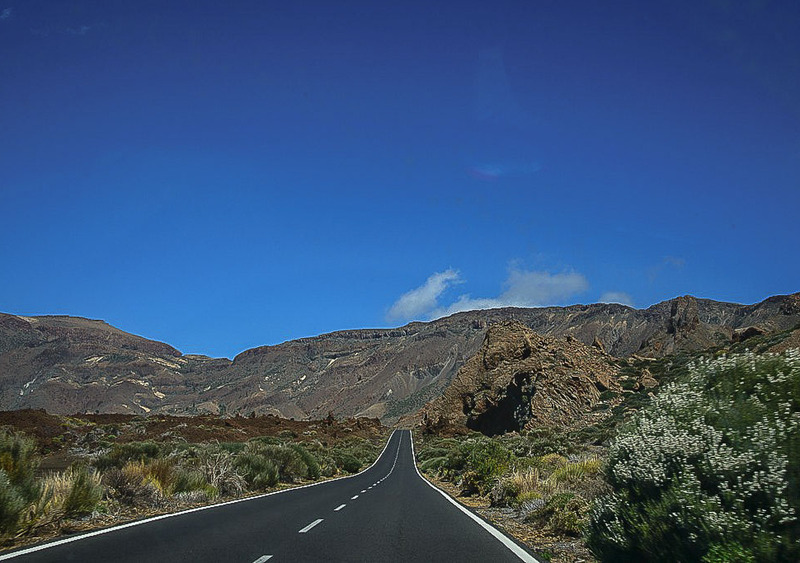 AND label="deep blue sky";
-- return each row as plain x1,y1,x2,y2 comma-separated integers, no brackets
2,1,798,358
